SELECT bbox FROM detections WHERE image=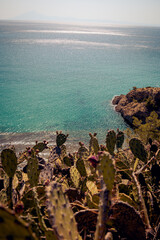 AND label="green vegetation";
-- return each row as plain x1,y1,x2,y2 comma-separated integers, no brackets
133,111,160,143
0,128,160,240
